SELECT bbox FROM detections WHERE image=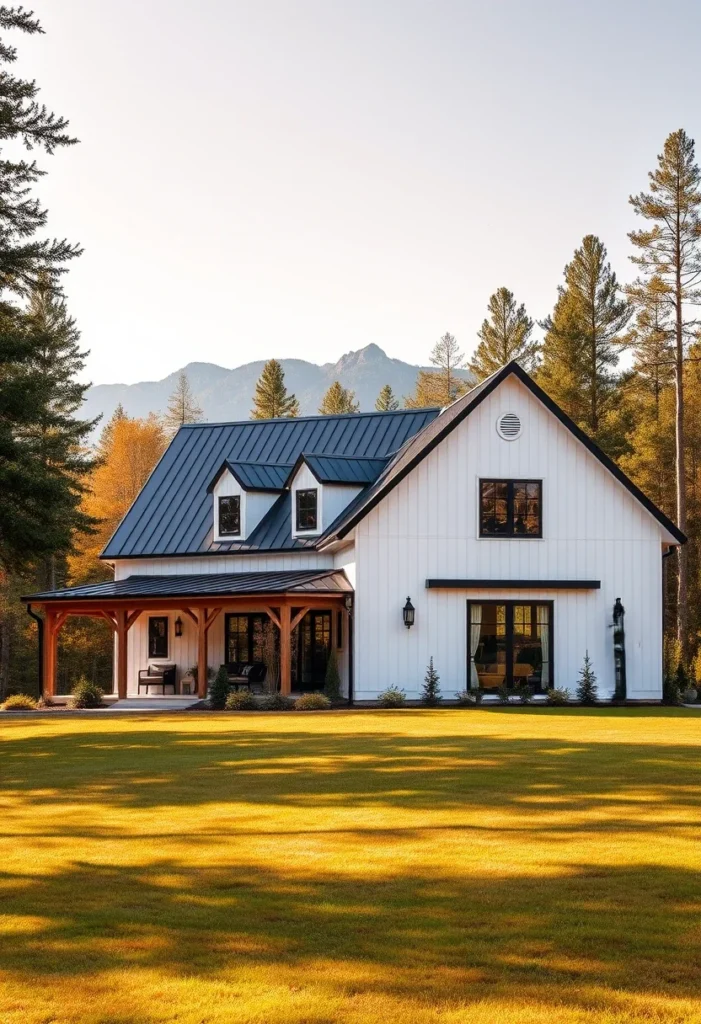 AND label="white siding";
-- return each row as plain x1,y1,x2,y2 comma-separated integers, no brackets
114,552,334,579
353,376,666,701
212,470,278,540
291,463,322,537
